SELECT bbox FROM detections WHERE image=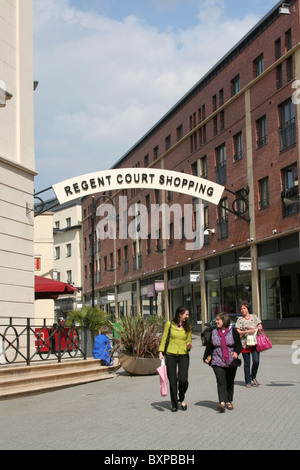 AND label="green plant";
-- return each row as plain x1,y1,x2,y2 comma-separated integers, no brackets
66,307,112,334
146,314,165,331
118,316,162,358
